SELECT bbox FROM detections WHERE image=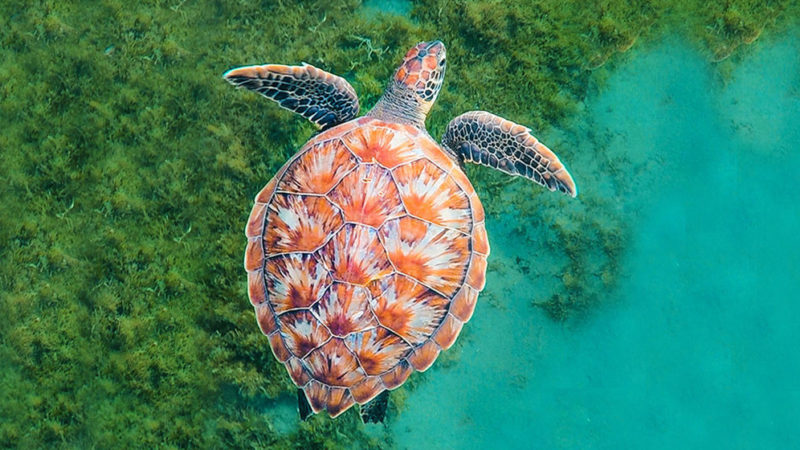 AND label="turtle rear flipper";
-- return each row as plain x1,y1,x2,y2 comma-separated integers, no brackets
442,111,577,197
224,63,359,130
298,388,388,423
297,388,313,421
359,391,389,424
